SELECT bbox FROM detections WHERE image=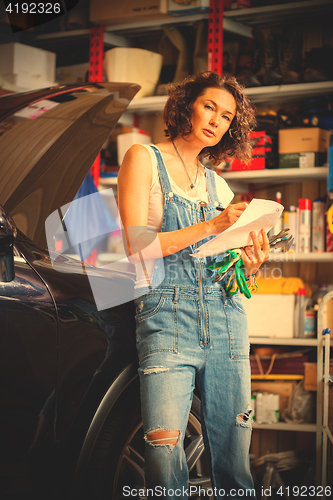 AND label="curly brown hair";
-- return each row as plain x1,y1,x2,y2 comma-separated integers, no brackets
162,71,256,164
